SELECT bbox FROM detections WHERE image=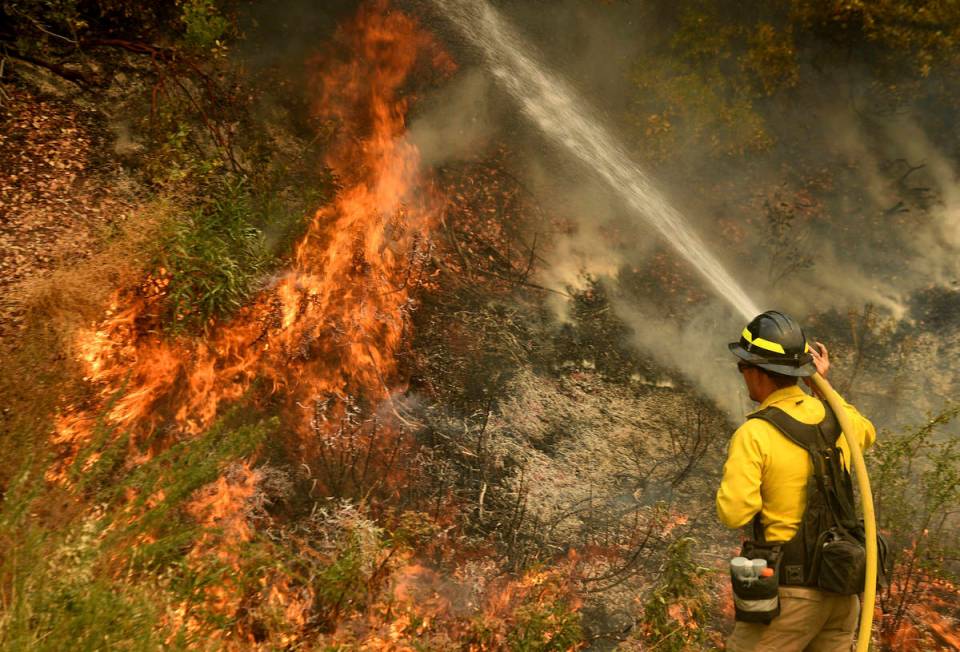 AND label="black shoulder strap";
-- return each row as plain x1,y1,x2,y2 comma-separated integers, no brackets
749,404,839,453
